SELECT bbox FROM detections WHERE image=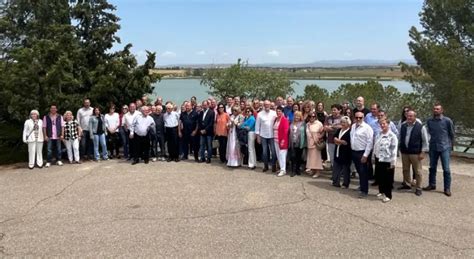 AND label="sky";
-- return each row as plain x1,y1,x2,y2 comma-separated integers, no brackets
109,0,423,65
